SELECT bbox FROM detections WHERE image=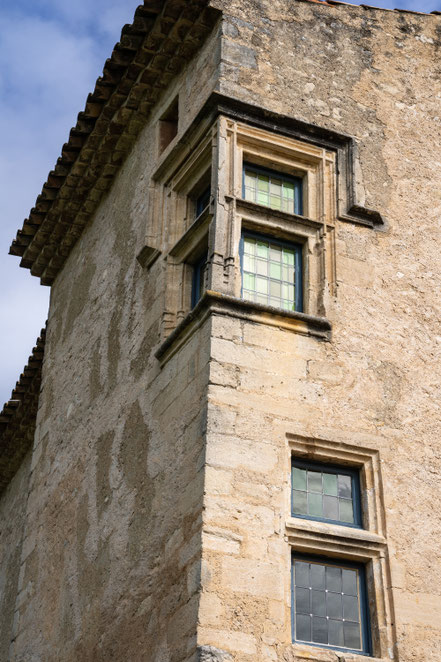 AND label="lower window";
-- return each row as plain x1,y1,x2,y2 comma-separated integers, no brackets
292,555,371,656
240,232,303,312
